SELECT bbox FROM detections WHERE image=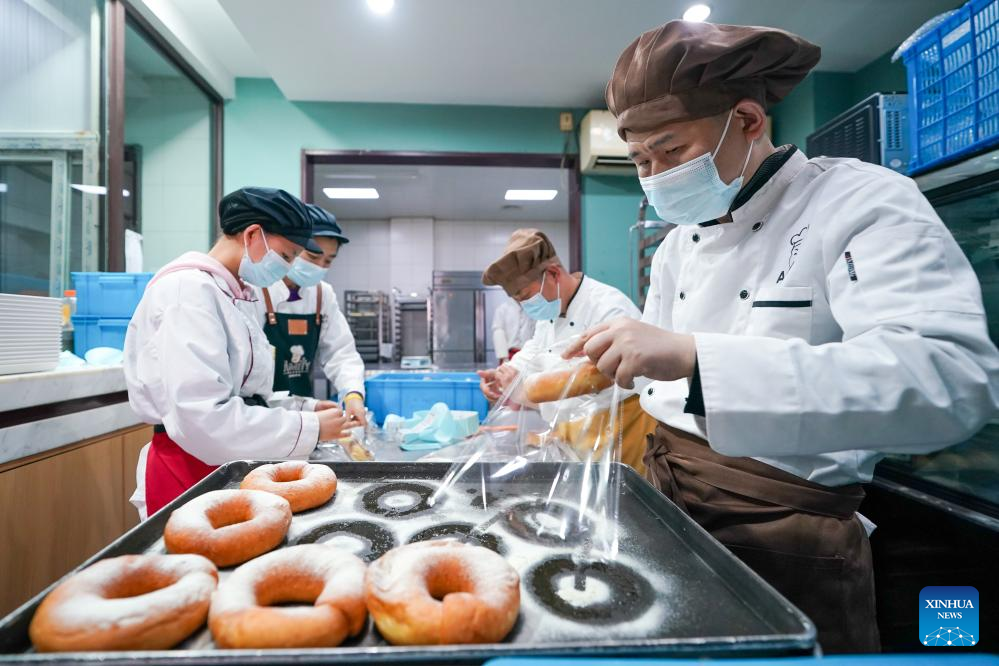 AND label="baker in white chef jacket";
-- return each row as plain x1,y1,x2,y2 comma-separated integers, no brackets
478,229,657,472
124,187,349,519
566,21,999,652
491,296,535,363
251,204,367,425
